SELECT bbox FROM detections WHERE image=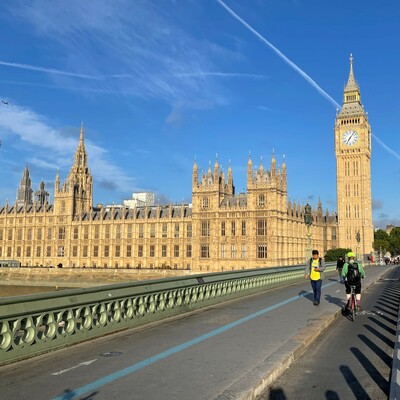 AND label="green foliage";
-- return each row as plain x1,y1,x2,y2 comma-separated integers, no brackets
373,239,390,252
375,229,389,241
390,227,400,238
374,228,400,255
324,248,352,262
389,236,400,256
